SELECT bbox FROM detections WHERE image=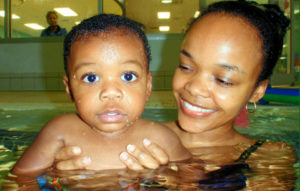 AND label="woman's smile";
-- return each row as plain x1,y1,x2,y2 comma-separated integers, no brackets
180,98,216,118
